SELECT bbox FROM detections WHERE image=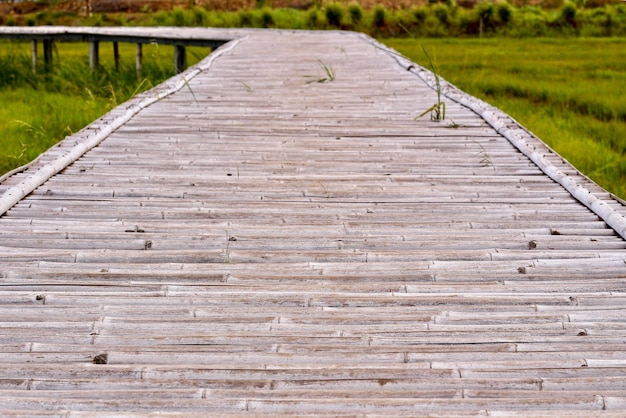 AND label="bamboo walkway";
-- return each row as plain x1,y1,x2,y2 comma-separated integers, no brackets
1,28,626,416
